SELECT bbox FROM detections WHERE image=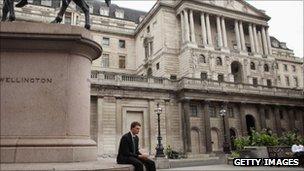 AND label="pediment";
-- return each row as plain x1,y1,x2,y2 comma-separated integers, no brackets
198,0,270,19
